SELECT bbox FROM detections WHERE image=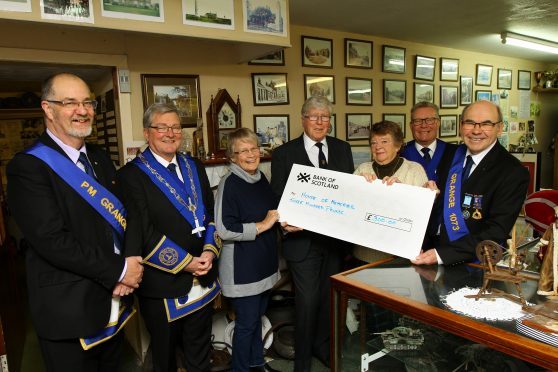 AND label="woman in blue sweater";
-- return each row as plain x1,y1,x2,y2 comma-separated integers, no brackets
215,128,280,372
